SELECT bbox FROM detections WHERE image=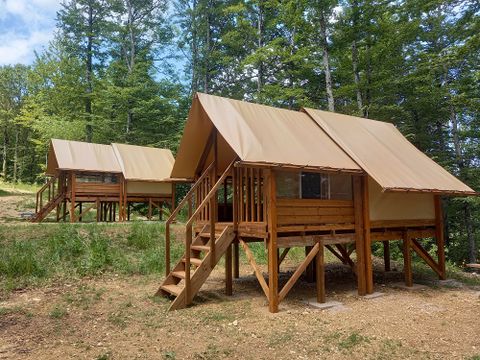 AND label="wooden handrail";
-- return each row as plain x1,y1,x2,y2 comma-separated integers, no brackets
165,161,215,276
35,174,60,214
185,160,235,228
184,160,235,303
